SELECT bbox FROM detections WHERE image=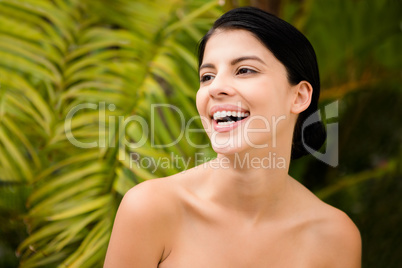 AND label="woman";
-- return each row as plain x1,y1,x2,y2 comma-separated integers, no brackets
104,7,361,267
